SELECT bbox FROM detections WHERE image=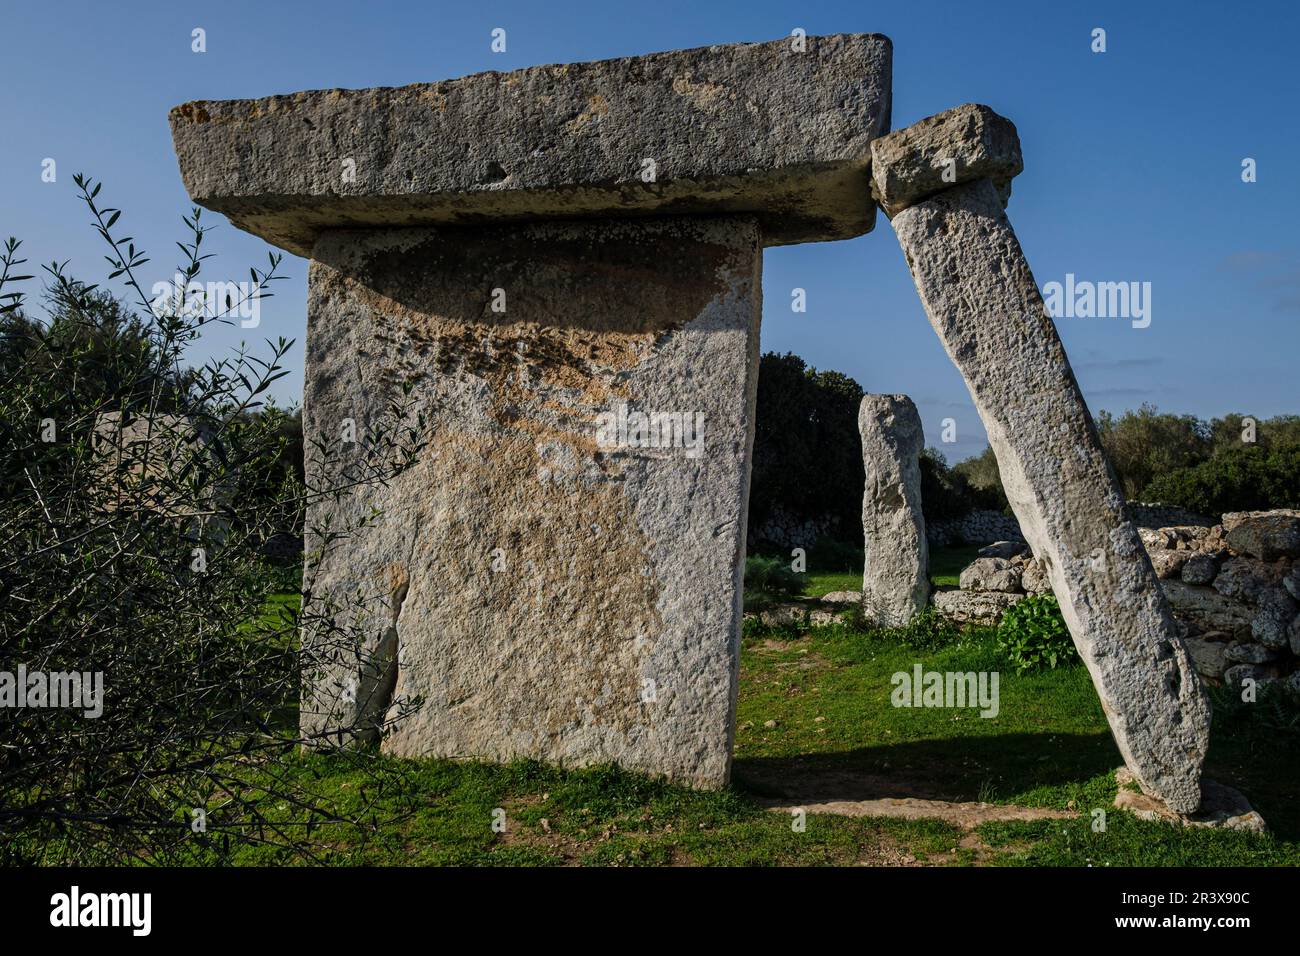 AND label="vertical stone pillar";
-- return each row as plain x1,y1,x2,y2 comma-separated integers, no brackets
167,34,894,786
859,394,929,626
301,217,761,786
874,105,1210,813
